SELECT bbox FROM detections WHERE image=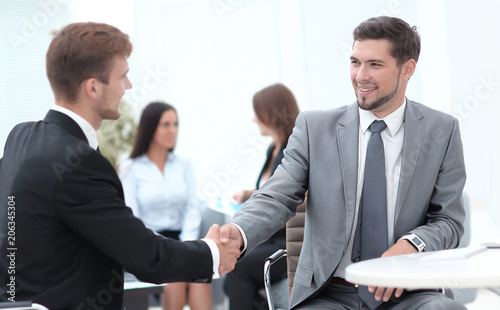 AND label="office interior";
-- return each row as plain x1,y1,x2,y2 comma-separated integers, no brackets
1,0,499,309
